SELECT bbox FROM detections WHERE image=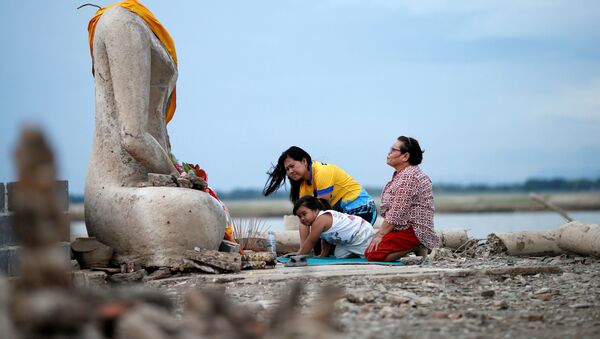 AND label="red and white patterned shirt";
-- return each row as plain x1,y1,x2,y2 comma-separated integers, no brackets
381,165,439,249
